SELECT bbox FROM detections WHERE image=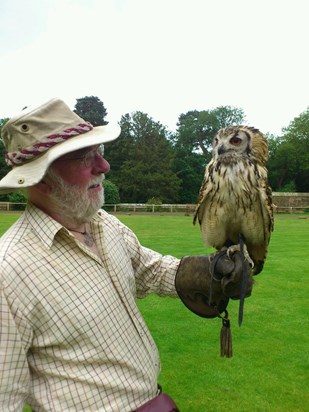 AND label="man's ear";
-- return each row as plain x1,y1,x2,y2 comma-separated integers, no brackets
34,180,52,195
